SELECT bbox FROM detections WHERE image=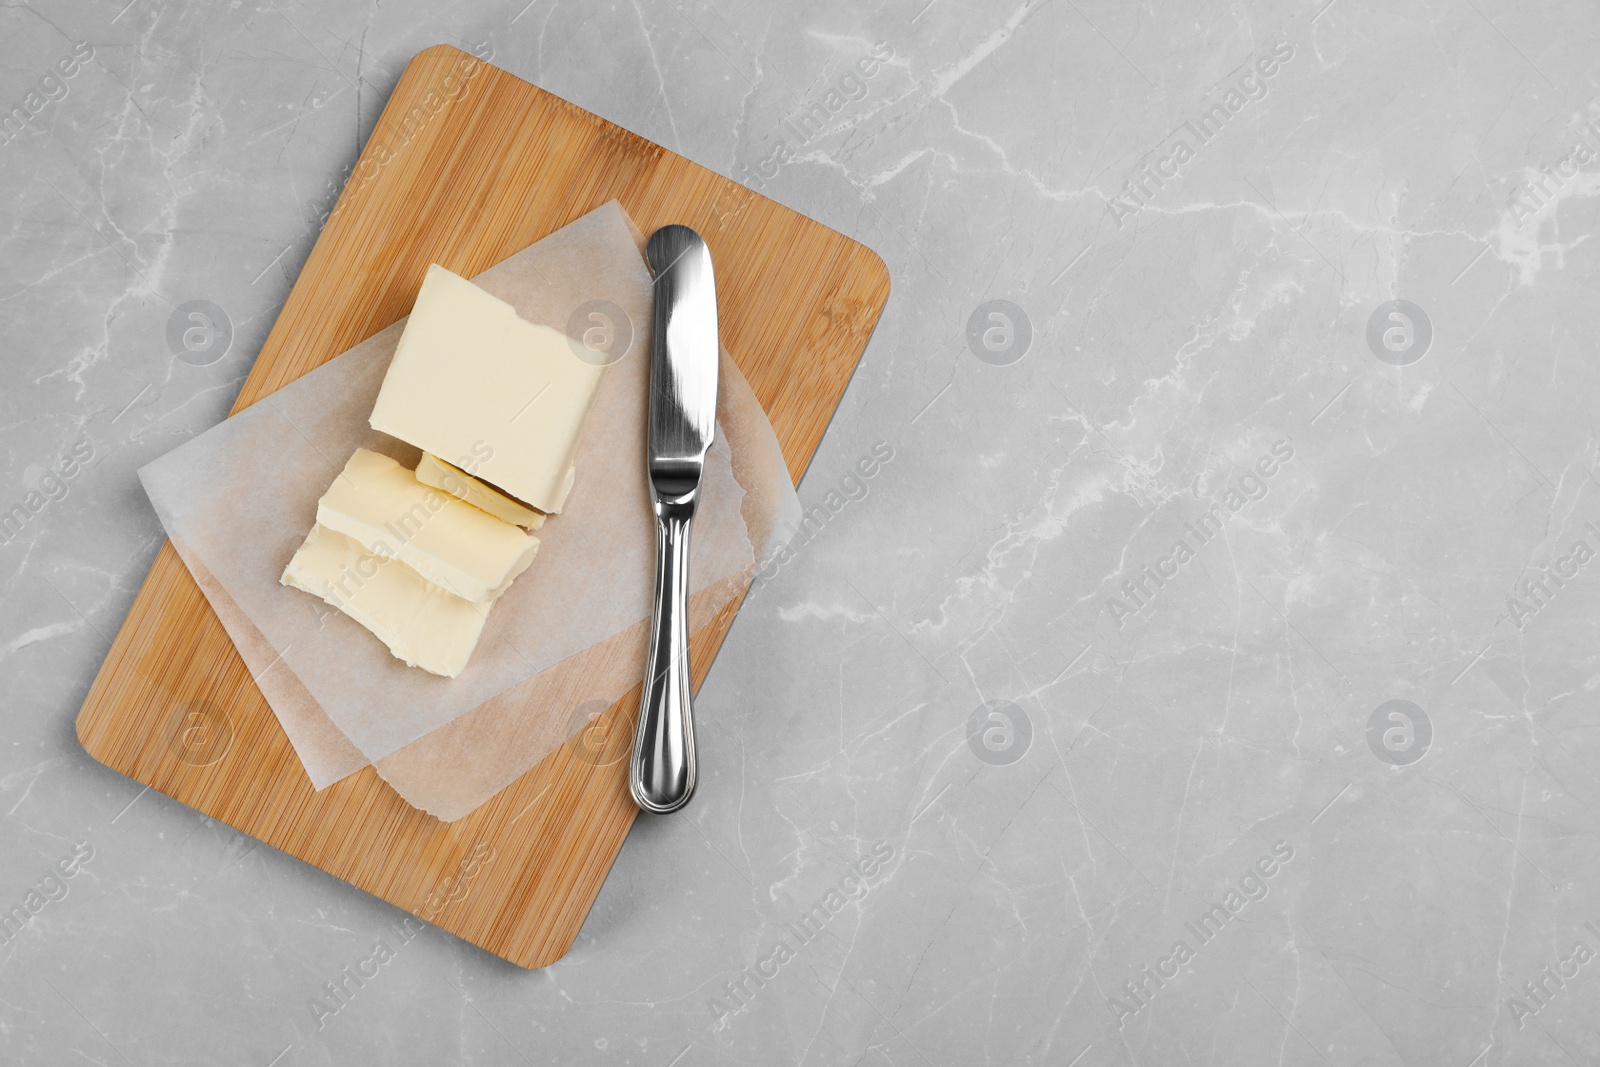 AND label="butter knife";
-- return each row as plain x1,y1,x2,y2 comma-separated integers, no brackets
630,225,719,814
